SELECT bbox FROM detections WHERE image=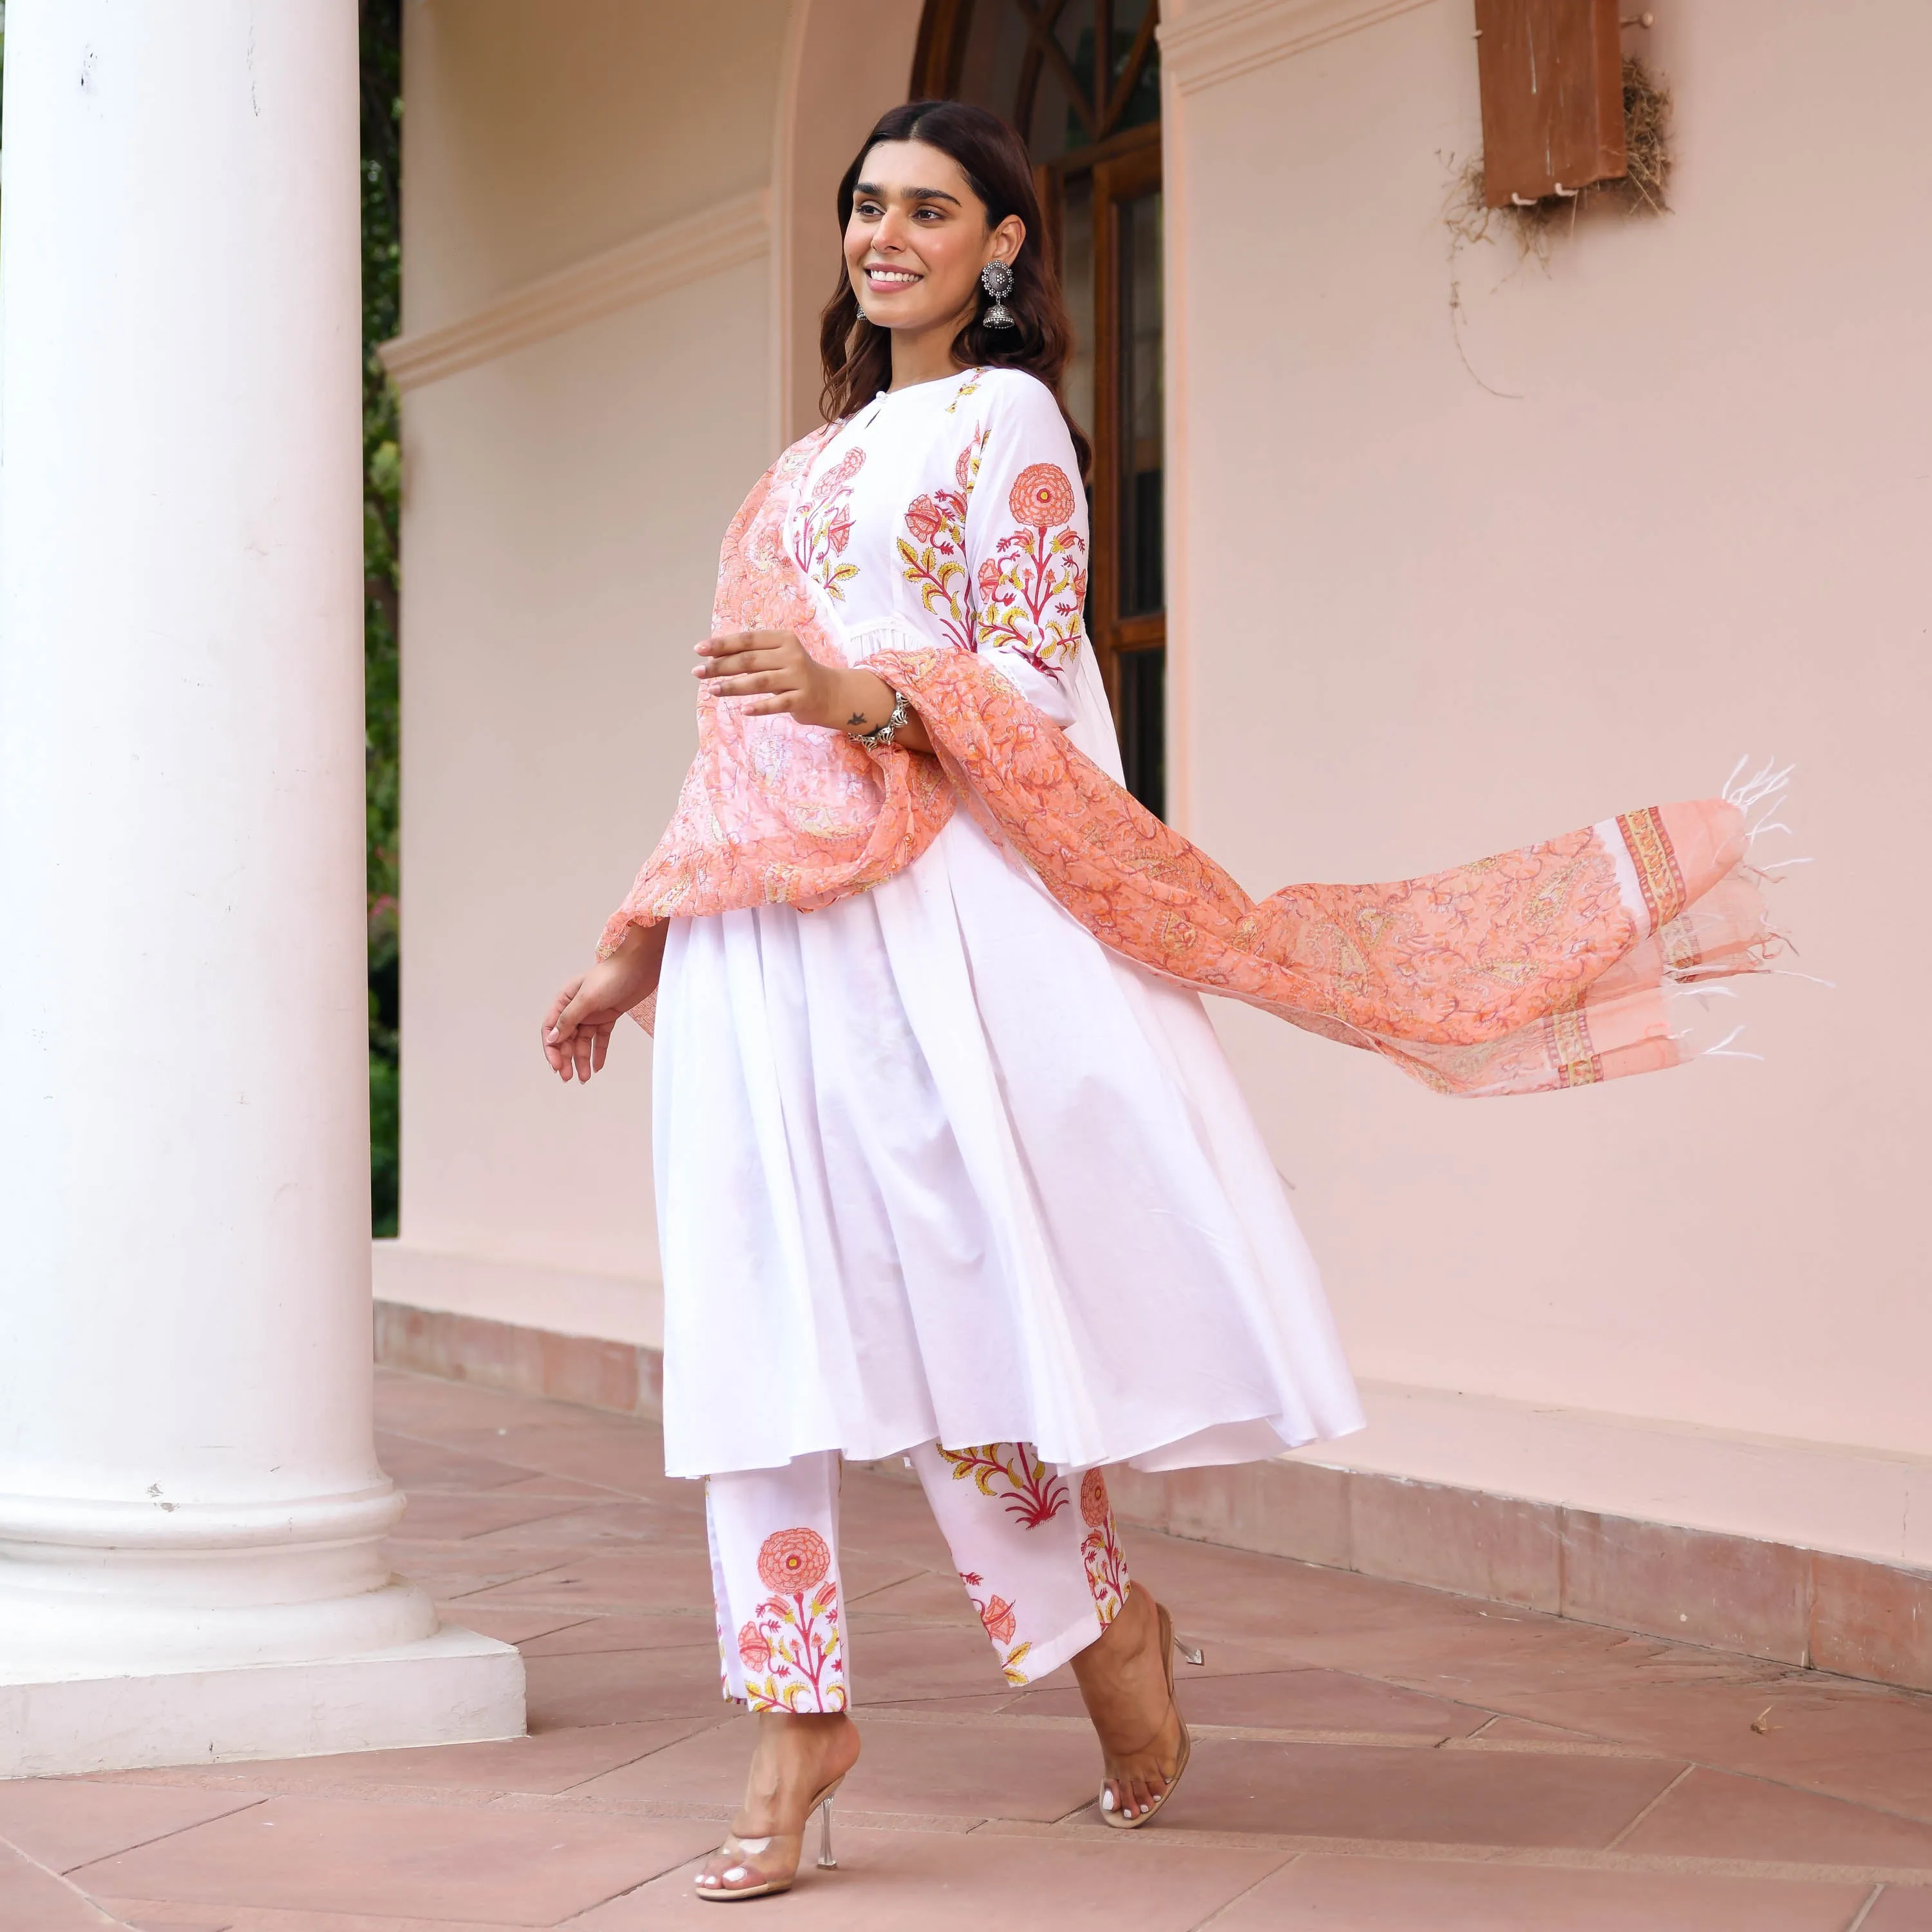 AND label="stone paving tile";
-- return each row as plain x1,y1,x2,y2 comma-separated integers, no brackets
1795,1750,1932,1827
835,1715,1103,1823
0,1838,127,1928
831,1544,938,1604
457,1501,702,1551
553,1712,759,1812
1621,1766,1932,1868
489,1475,633,1502
373,1375,611,1438
1124,1531,1464,1641
1154,1736,1685,1847
1481,1674,1932,1818
0,1781,267,1874
854,1689,1020,1717
371,1429,547,1495
66,1795,718,1924
103,1908,507,1931
390,1490,594,1542
94,1721,712,1800
842,1566,985,1627
1465,1714,1645,1750
833,1473,965,1555
1270,1622,1783,1724
451,1546,722,1614
516,1613,717,1658
108,1904,239,1931
1021,1664,1492,1741
1868,1884,1932,1927
572,1709,1101,1824
432,1605,594,1647
562,1825,1291,1929
422,1426,676,1496
521,1642,730,1730
1210,1854,1871,1929
378,1553,567,1604
842,1619,1039,1704
18,1372,1932,1930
